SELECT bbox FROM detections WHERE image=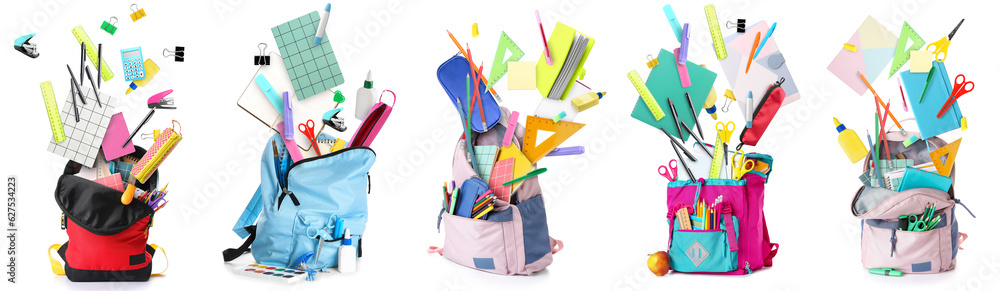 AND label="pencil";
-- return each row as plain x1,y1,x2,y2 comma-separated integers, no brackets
746,32,760,74
859,72,904,131
447,30,498,98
